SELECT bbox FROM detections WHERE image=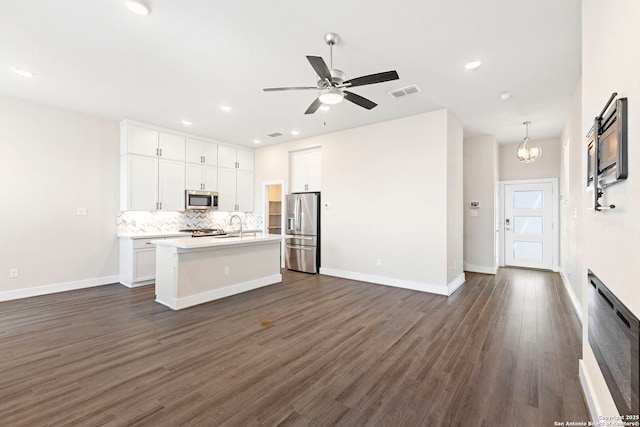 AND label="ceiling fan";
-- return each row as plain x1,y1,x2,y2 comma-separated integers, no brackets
263,33,400,114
